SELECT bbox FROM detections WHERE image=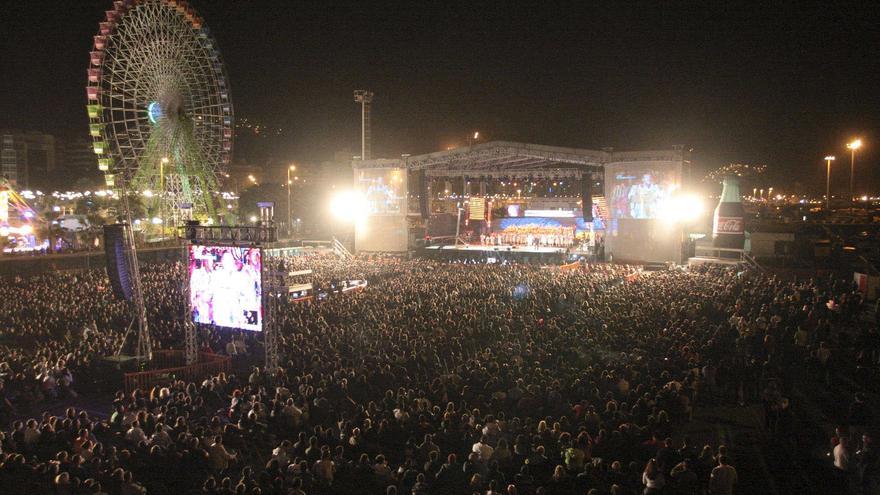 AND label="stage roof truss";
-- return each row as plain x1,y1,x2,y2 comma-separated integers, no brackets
426,169,586,179
354,141,686,178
